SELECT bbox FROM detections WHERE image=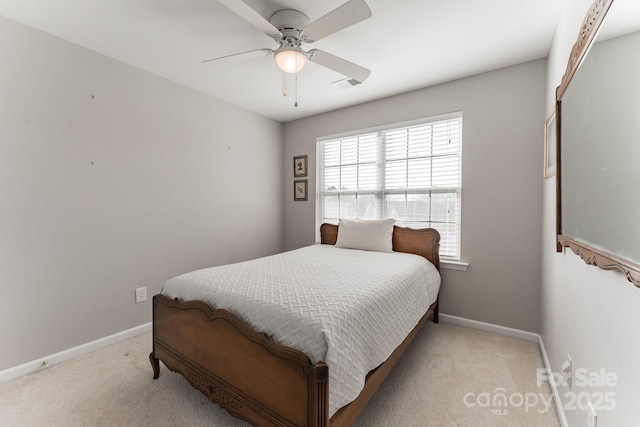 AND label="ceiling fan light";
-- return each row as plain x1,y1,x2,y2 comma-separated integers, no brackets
274,48,306,73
